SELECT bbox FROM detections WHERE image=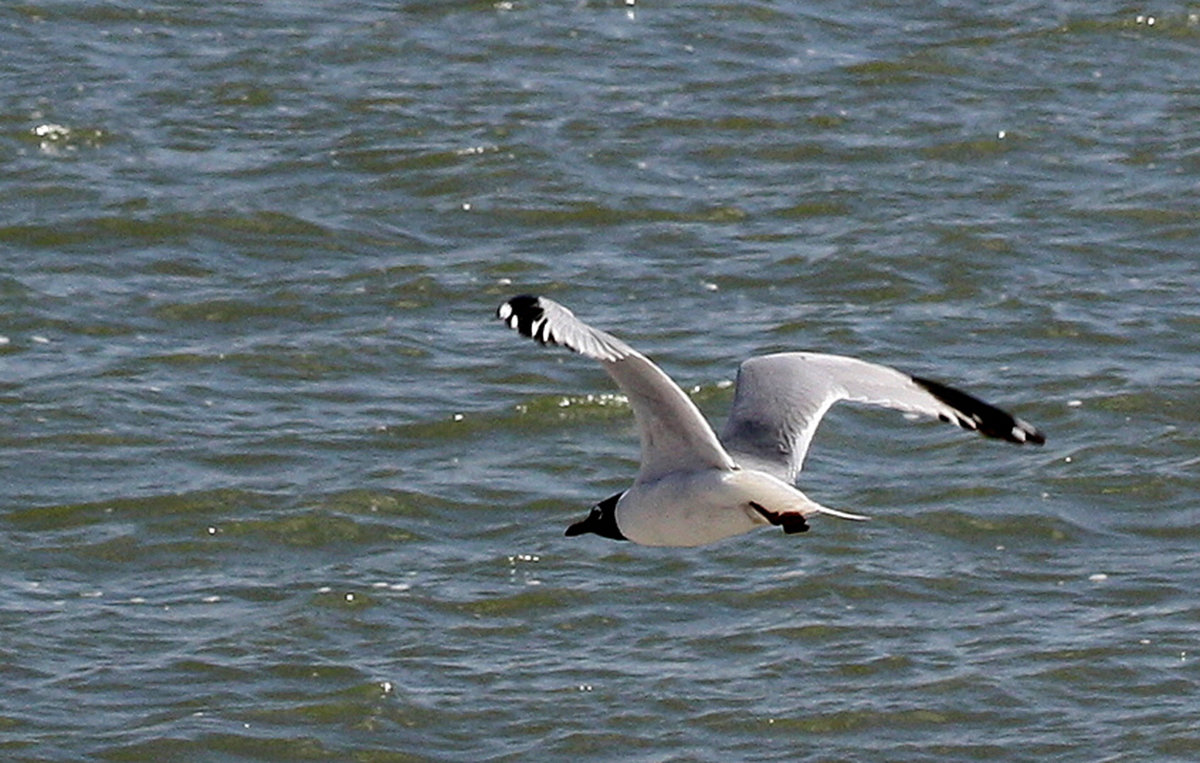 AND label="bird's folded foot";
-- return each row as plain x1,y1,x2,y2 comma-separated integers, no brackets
749,501,810,534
